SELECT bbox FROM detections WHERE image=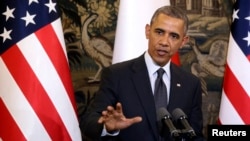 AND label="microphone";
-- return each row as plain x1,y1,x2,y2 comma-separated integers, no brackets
157,107,180,137
172,108,196,137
